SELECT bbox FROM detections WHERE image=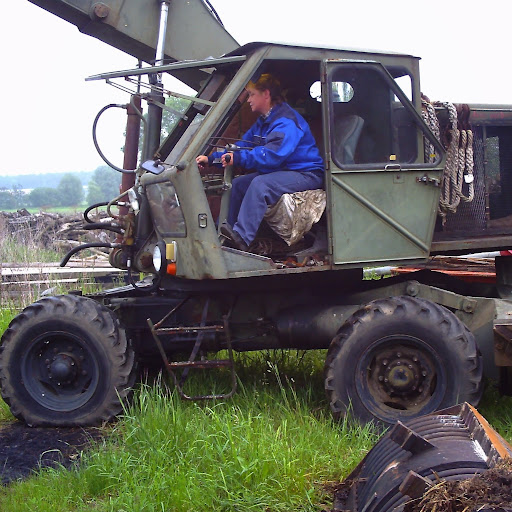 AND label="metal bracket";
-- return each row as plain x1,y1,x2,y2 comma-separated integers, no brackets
493,324,512,366
416,174,440,187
